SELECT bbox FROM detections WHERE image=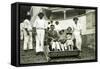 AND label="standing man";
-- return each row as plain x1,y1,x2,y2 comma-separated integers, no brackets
73,17,82,51
23,19,33,51
33,12,47,54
